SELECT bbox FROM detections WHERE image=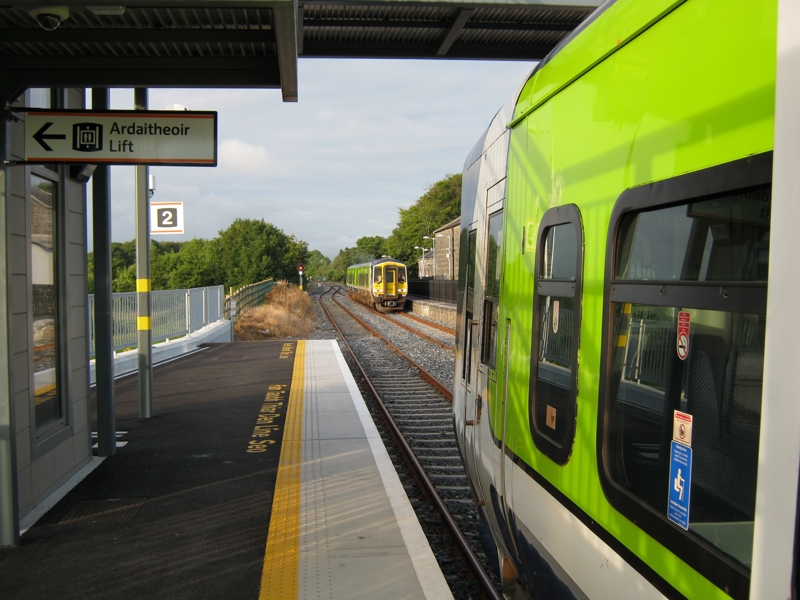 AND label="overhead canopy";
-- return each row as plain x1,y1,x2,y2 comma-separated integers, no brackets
0,1,601,103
